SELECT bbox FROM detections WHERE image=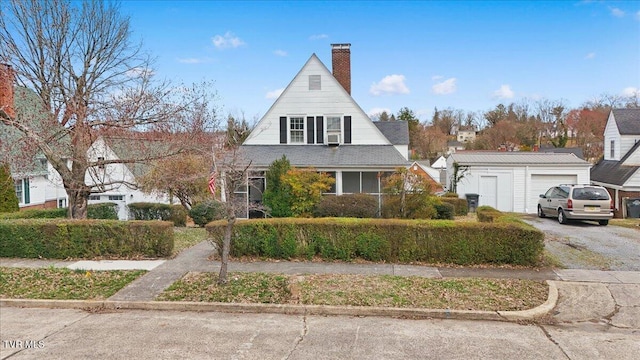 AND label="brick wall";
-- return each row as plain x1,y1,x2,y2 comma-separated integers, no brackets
331,44,351,95
0,63,15,118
